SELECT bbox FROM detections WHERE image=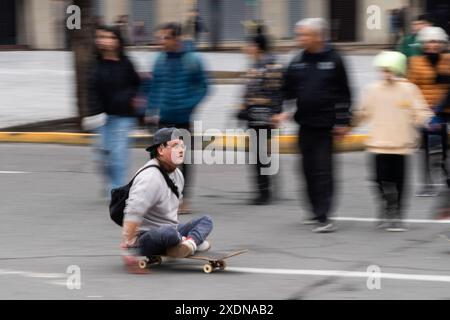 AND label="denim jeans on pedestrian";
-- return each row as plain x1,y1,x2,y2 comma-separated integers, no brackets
137,215,213,257
95,115,136,195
